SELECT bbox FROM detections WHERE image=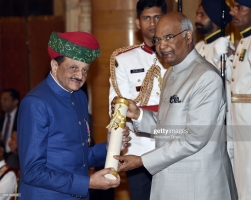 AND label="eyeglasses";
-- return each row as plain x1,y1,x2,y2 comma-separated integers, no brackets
152,29,188,45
